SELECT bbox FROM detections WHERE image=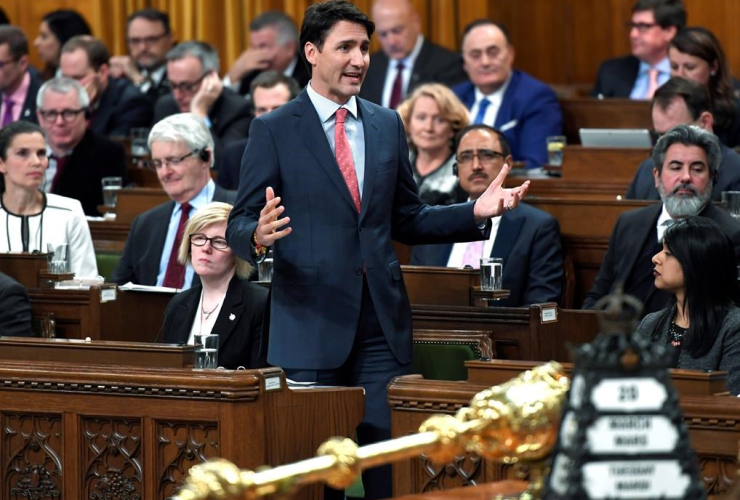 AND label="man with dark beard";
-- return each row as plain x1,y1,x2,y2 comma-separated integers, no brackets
584,124,740,316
